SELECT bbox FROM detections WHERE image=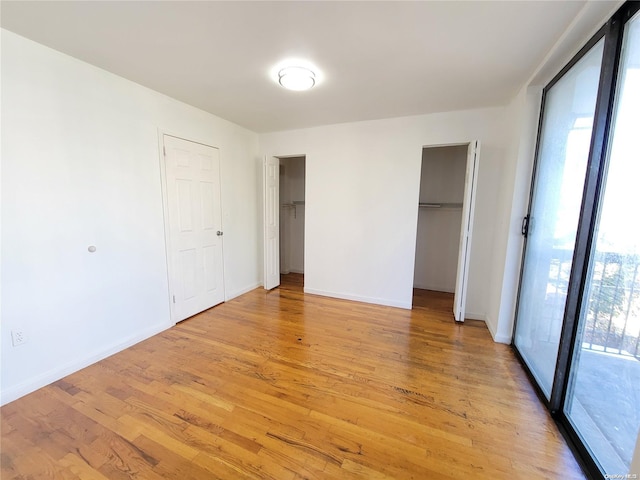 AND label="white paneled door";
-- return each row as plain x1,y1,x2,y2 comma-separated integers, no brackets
453,140,480,322
162,135,225,322
263,156,280,290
